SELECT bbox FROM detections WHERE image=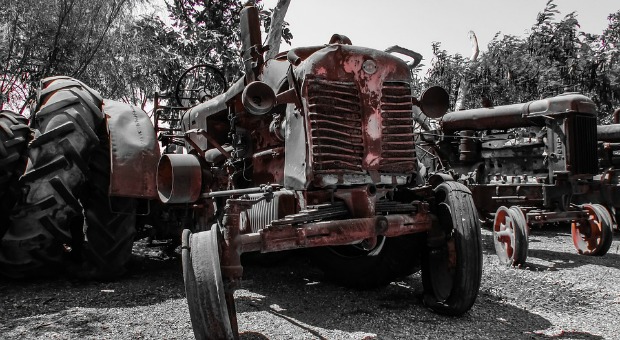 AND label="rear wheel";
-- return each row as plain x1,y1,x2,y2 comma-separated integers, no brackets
0,110,30,238
422,181,482,316
0,76,104,278
182,228,238,340
79,122,137,279
572,203,613,256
